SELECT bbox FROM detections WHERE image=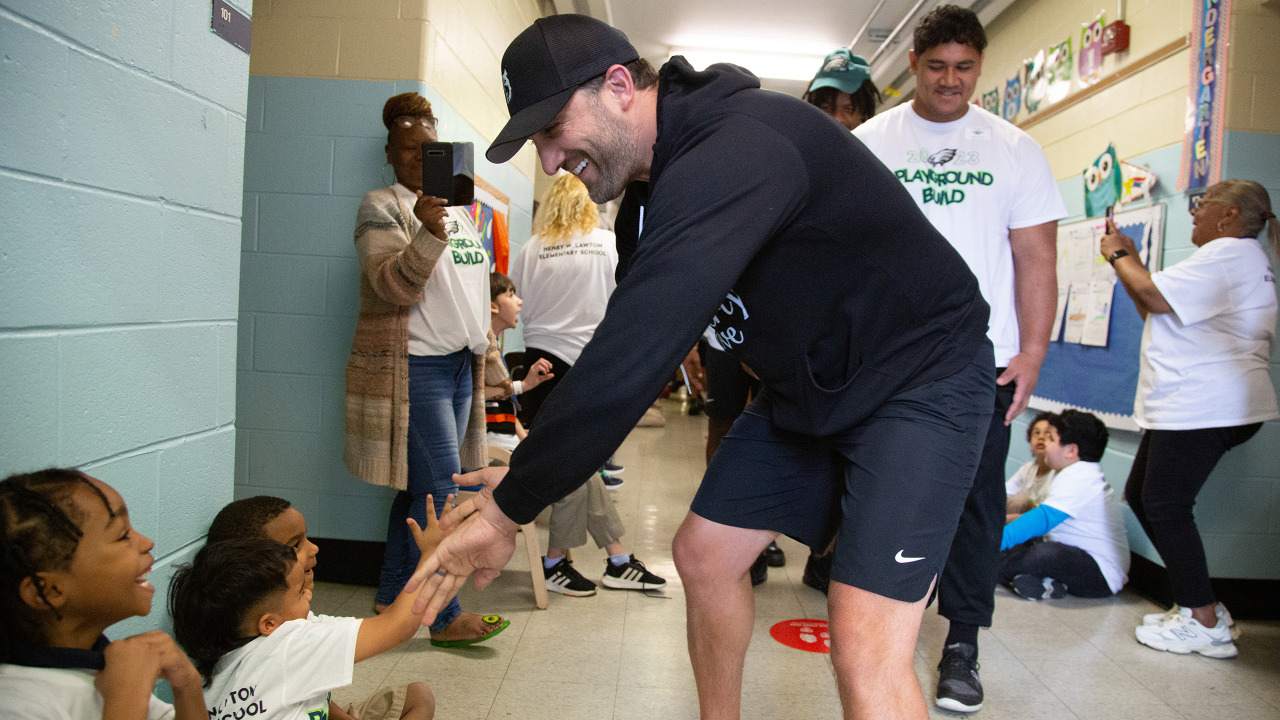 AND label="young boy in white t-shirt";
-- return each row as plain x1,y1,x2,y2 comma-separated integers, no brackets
169,499,445,720
999,410,1129,600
